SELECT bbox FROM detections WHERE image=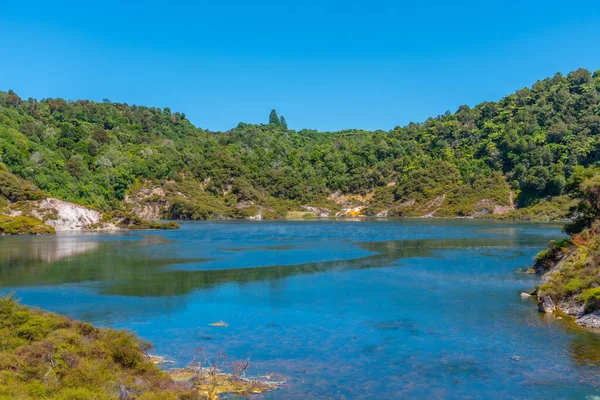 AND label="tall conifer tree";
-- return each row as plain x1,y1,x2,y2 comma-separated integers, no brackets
269,109,279,125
